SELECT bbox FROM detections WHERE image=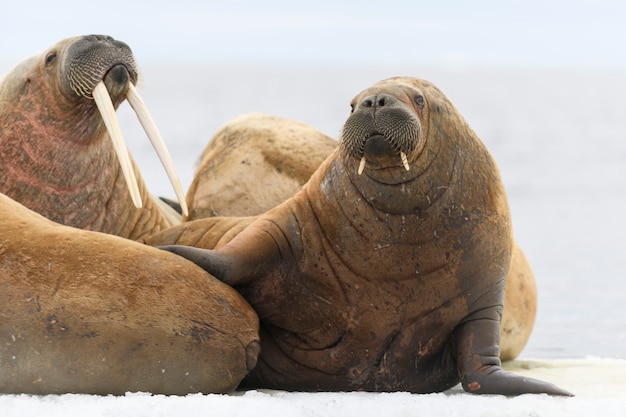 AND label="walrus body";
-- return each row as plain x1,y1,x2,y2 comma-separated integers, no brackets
162,77,569,395
185,112,337,220
0,35,183,240
150,111,535,361
0,193,259,395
